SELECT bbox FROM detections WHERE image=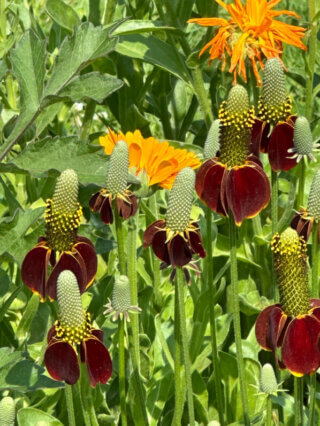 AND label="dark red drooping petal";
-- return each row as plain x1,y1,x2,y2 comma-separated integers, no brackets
251,119,270,154
291,213,313,242
151,229,170,264
82,338,112,387
99,197,114,224
255,305,283,351
268,122,297,172
21,244,51,301
47,325,57,343
73,241,97,288
281,316,320,376
195,160,227,215
117,194,138,220
226,164,270,225
91,328,104,342
188,230,206,258
89,192,104,212
168,234,192,267
44,341,80,385
46,252,86,300
143,220,166,247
